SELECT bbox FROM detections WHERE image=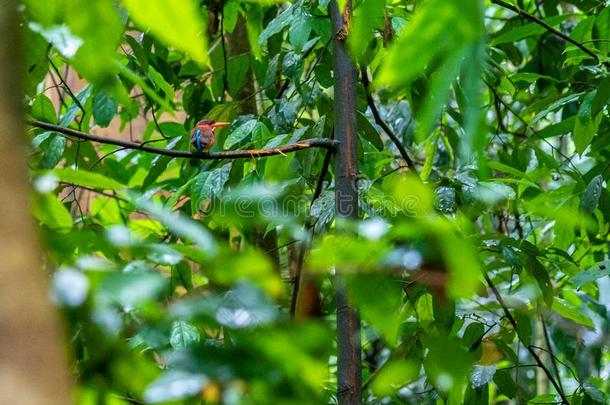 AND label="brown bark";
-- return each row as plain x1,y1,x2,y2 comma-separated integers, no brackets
0,1,72,403
330,0,362,403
